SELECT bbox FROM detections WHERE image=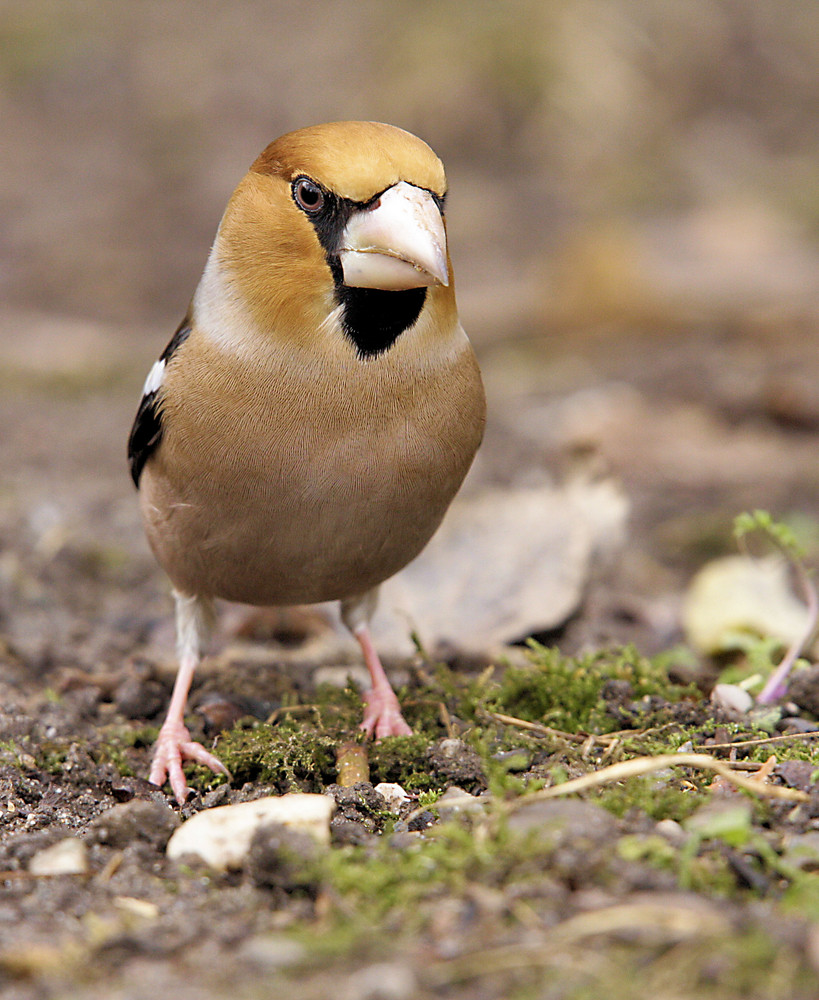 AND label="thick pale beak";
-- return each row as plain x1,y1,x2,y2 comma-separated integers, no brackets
339,181,449,290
